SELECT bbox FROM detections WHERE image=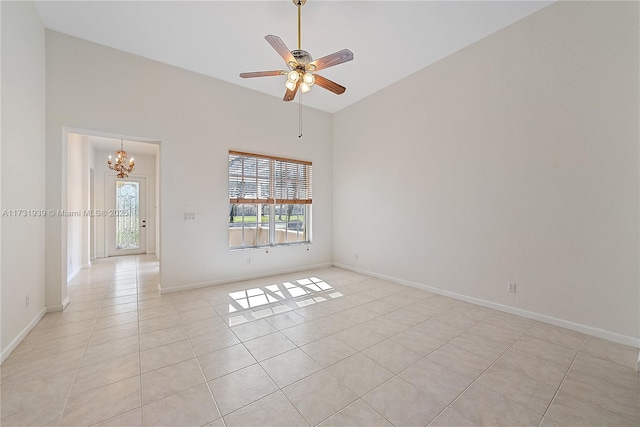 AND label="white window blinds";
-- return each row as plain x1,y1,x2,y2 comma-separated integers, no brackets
229,151,312,205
